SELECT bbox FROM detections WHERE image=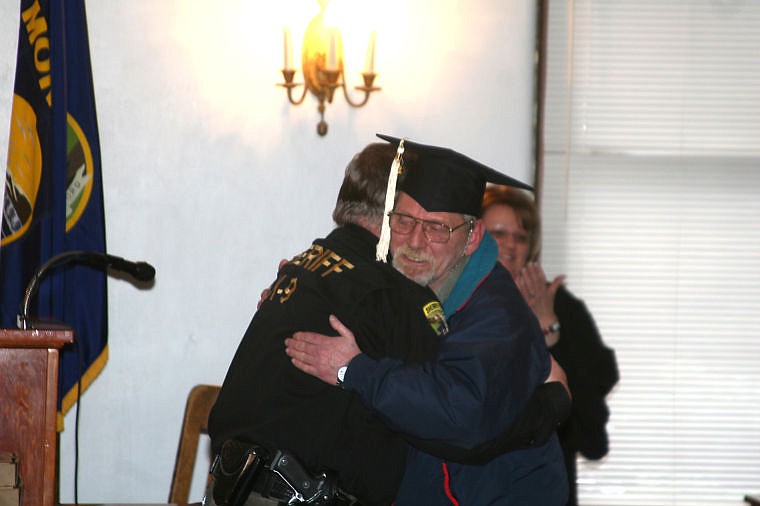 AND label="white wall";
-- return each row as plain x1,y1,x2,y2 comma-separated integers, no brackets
0,0,537,502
